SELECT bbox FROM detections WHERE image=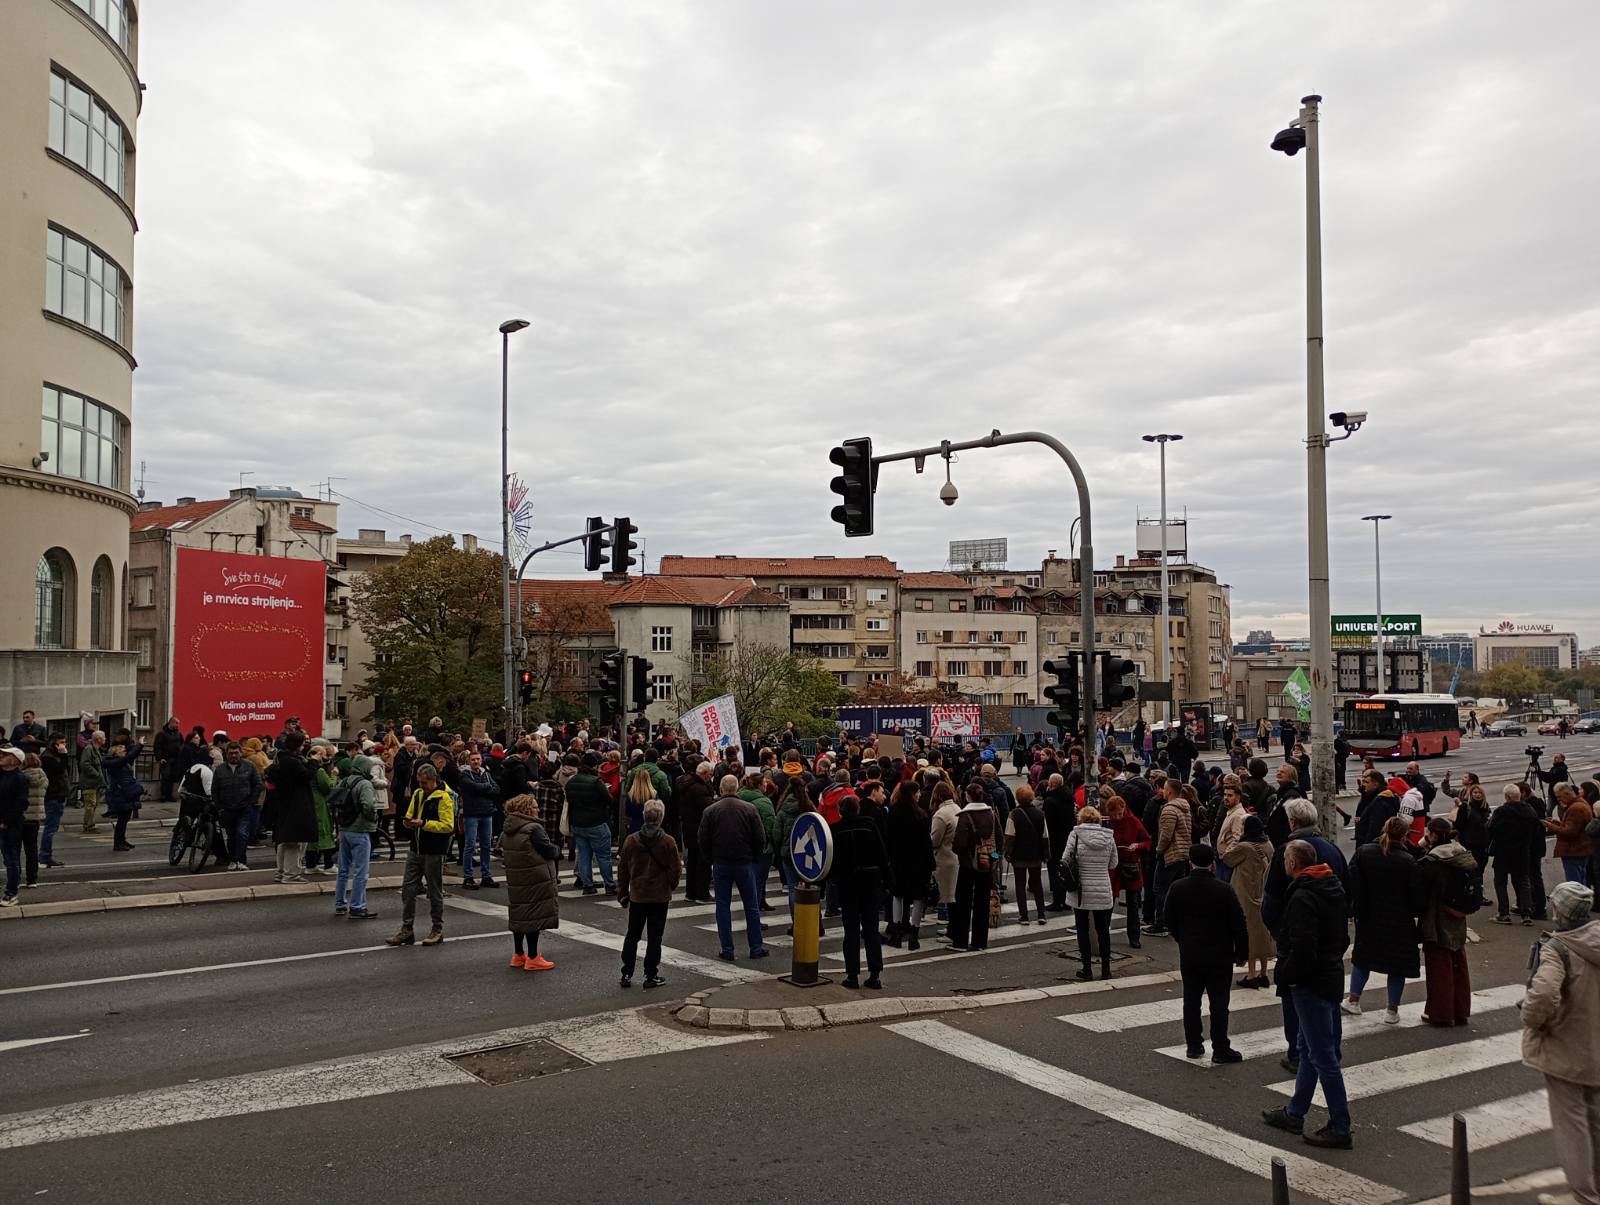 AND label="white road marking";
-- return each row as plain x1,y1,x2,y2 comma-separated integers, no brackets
1065,985,1284,1033
1409,1166,1566,1205
892,931,1122,969
0,1007,759,1150
1399,1088,1550,1149
444,896,769,983
1267,1029,1526,1103
890,1019,1403,1205
0,1034,90,1054
1153,982,1526,1062
826,914,1099,963
0,932,506,998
